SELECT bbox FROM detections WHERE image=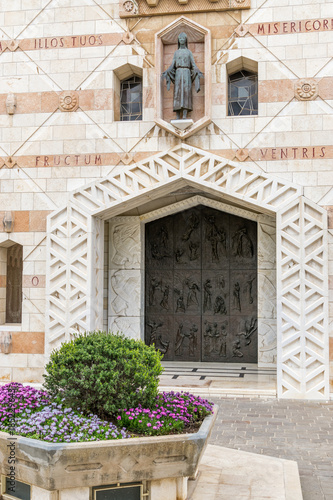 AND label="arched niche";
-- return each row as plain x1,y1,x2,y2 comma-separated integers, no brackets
155,17,211,139
0,240,23,325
